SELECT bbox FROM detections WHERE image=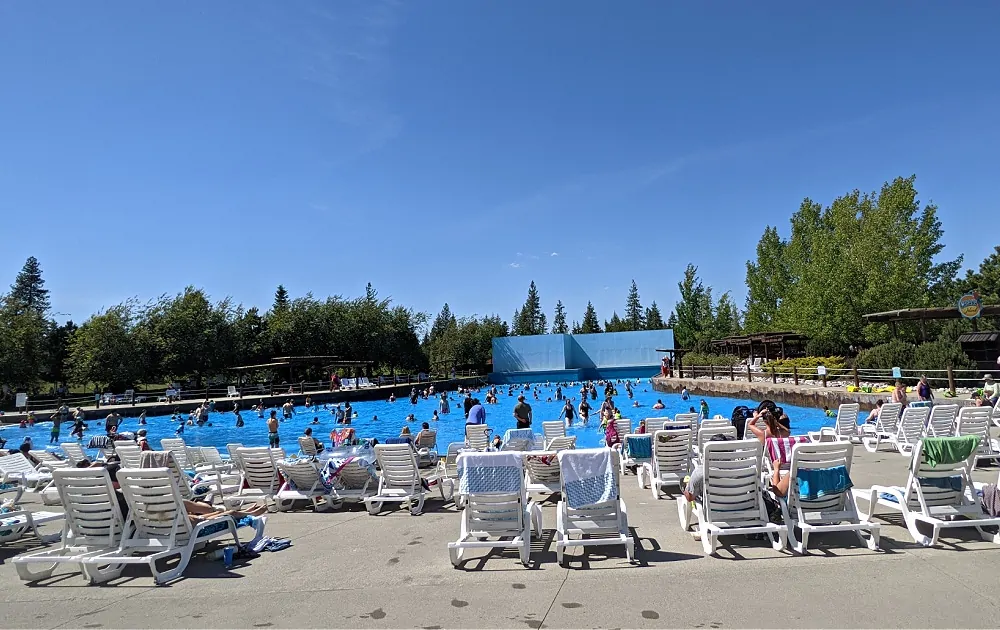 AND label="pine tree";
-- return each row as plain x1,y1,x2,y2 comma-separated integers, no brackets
273,285,290,311
10,256,50,315
645,301,665,329
623,279,644,331
513,281,546,335
605,311,627,332
570,320,581,334
551,300,568,334
429,303,457,342
580,301,601,334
